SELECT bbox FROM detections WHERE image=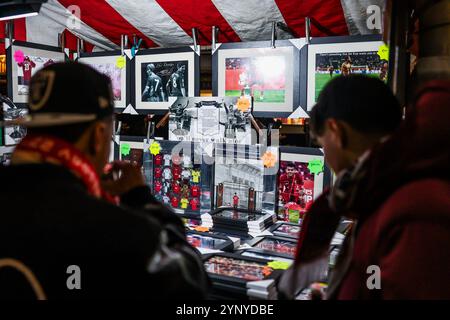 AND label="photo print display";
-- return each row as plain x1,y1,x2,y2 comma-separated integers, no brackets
119,139,144,168
214,41,300,116
213,144,278,214
134,48,198,112
7,41,65,105
78,53,128,109
168,97,252,145
2,102,28,146
307,40,385,110
278,147,330,223
143,140,212,215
